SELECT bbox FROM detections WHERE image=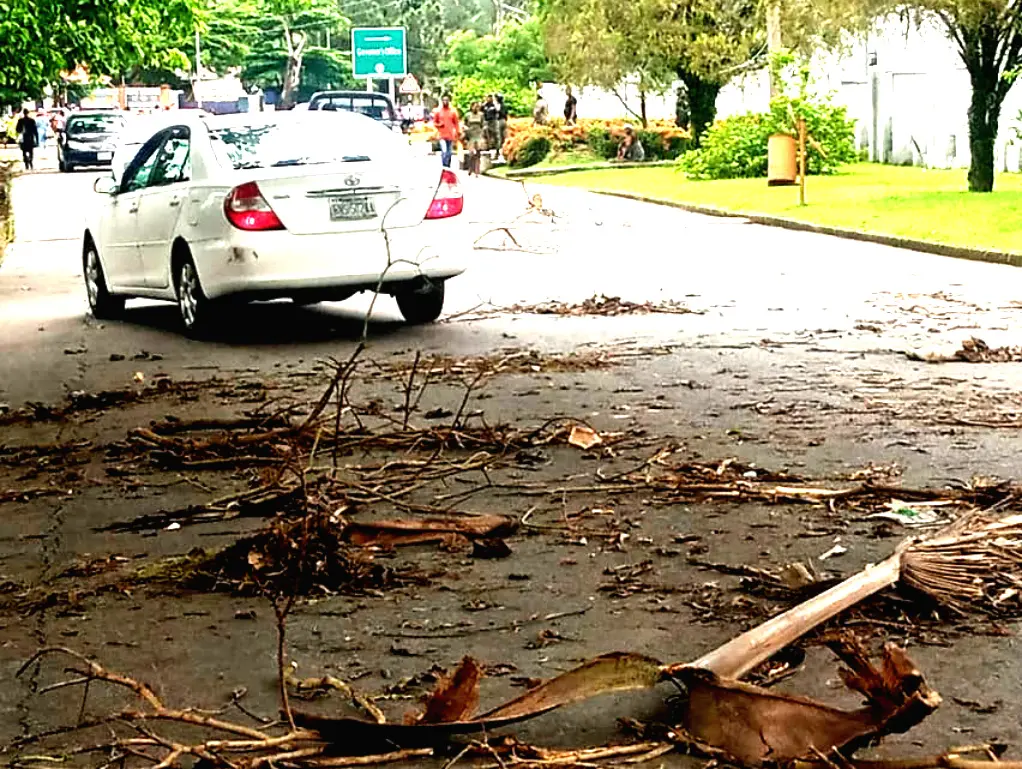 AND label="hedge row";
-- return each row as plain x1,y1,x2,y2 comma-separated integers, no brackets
502,117,691,168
